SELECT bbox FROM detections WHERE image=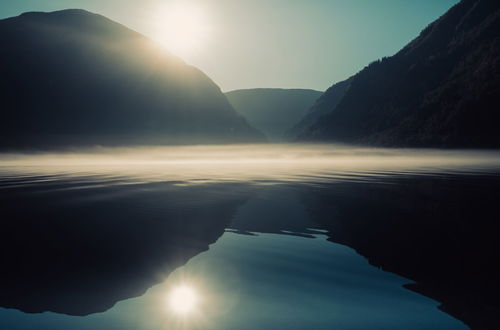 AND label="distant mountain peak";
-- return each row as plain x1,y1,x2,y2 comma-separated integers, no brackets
226,88,322,141
20,8,92,16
